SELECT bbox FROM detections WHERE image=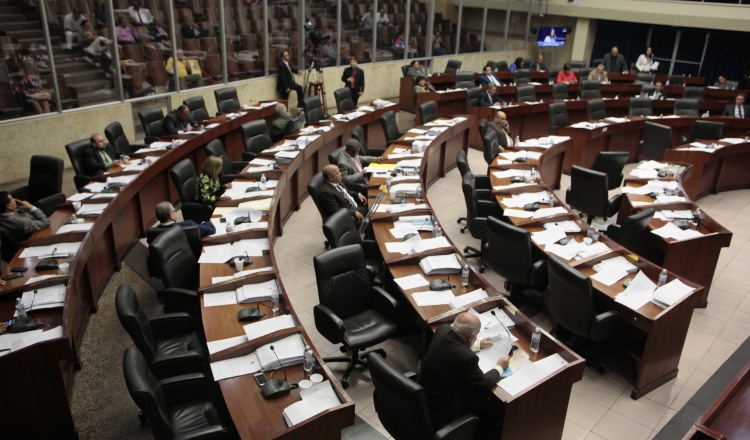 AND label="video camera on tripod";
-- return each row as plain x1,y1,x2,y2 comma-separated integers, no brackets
304,21,330,48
